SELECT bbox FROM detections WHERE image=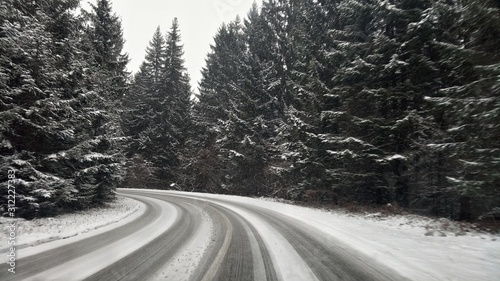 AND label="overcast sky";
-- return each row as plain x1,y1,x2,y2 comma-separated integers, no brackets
83,0,261,92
